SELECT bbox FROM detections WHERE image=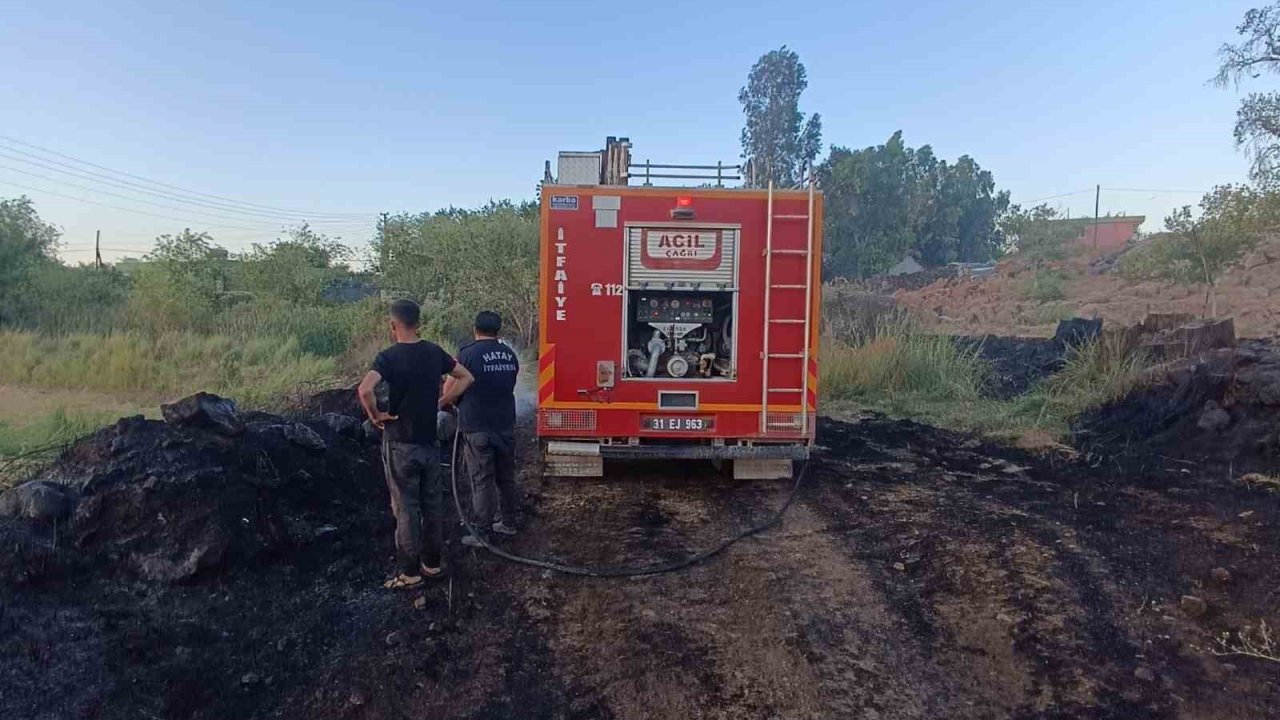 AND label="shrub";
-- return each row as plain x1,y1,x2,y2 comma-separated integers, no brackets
1017,269,1067,303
